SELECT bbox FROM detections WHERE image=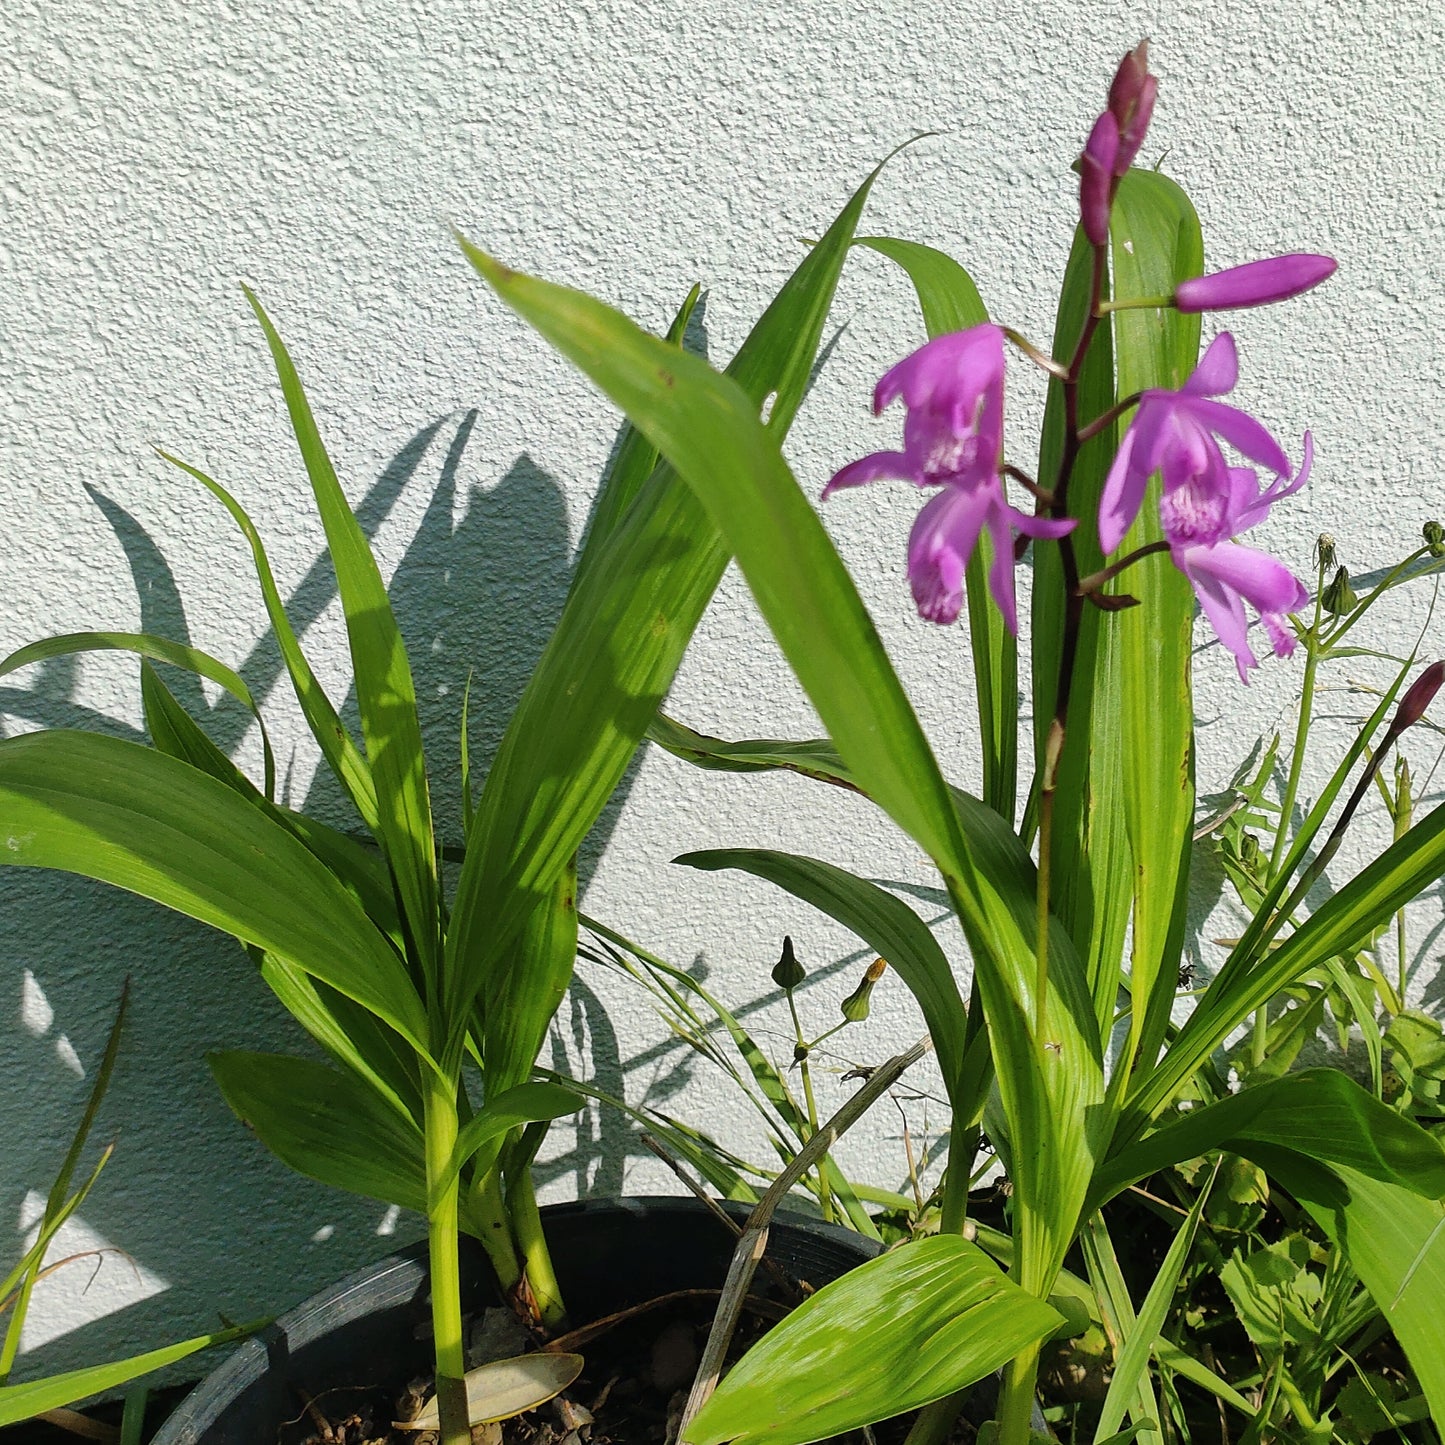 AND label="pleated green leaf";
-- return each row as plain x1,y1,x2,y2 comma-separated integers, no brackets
676,849,967,1104
0,1321,264,1428
448,159,892,1069
244,288,440,988
0,730,428,1051
1106,170,1202,1079
855,235,1016,821
1093,1069,1445,1211
464,237,1104,1293
683,1235,1062,1445
2,631,276,799
210,1050,426,1211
